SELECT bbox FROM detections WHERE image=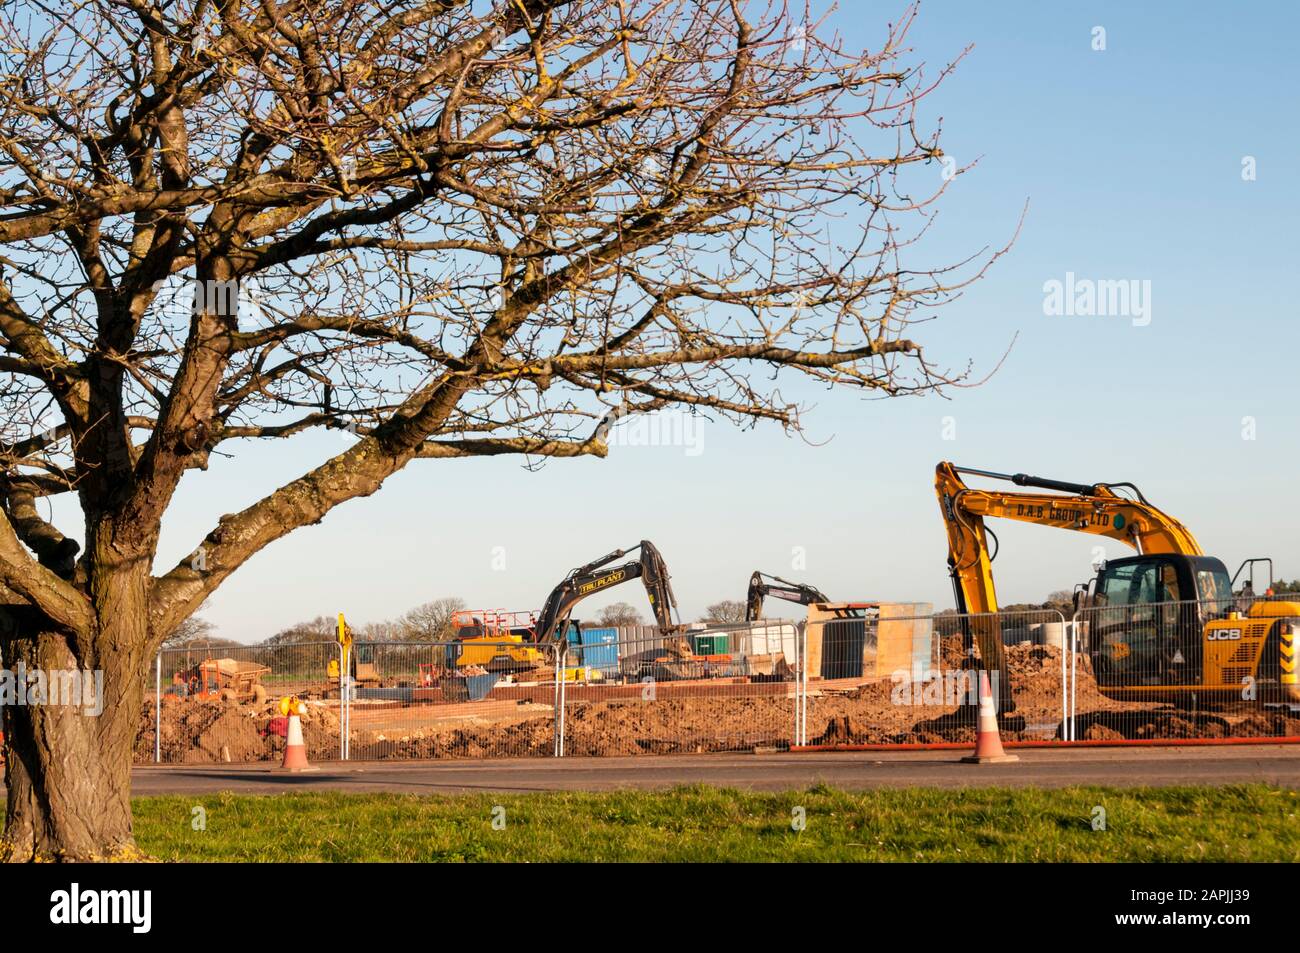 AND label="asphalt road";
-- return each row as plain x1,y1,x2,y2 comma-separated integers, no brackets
123,744,1300,796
